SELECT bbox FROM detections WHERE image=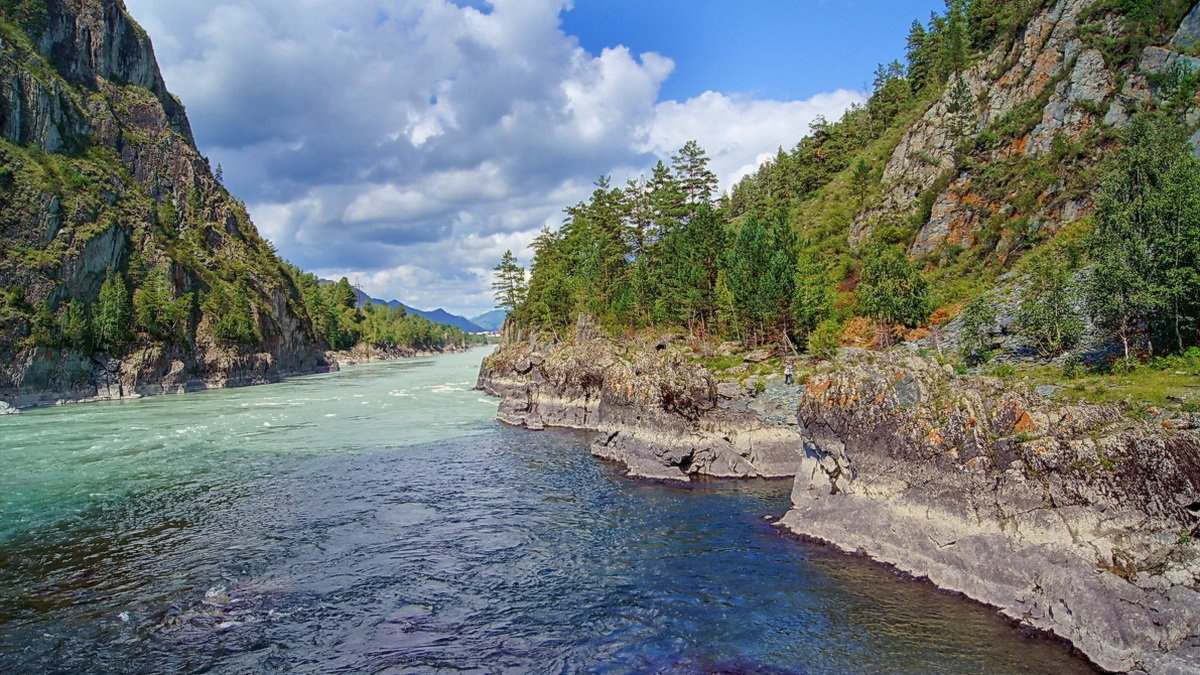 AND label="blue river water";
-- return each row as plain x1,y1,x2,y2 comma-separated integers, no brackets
0,349,1095,673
